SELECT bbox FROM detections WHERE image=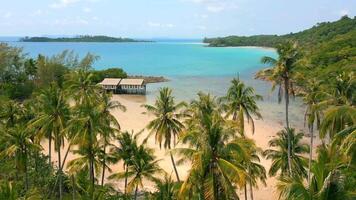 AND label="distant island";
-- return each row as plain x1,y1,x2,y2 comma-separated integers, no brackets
20,35,152,43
